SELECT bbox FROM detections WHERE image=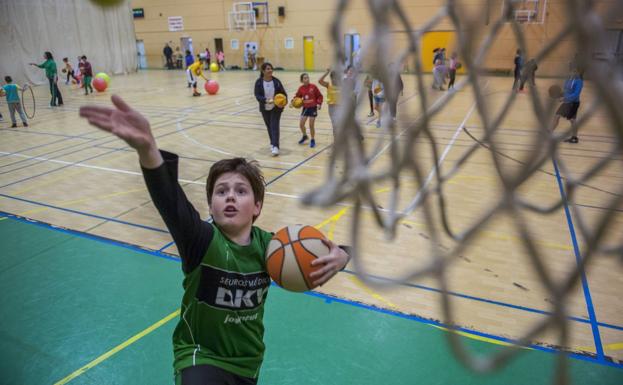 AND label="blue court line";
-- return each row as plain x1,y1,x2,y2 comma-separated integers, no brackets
0,115,186,177
0,148,123,189
158,240,175,252
552,158,605,360
0,195,168,233
265,144,331,186
339,269,623,332
1,211,621,370
0,128,96,140
1,193,622,333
